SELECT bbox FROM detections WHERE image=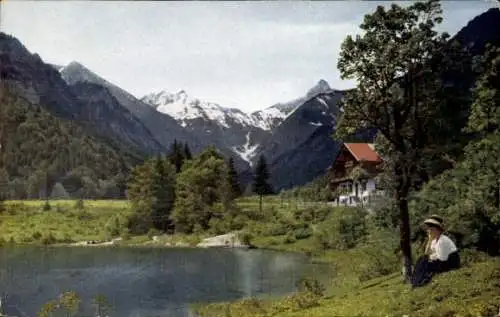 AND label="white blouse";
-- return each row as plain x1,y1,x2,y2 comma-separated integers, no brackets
429,234,458,261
